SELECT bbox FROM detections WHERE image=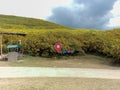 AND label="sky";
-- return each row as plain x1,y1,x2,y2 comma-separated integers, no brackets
0,0,120,30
